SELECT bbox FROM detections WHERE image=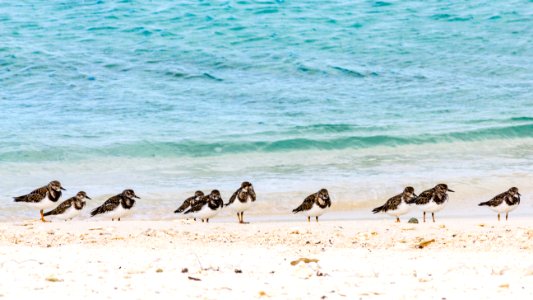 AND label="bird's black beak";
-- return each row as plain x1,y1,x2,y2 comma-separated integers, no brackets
448,189,455,192
413,193,418,197
86,196,92,200
60,187,66,191
518,193,521,196
133,195,140,199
